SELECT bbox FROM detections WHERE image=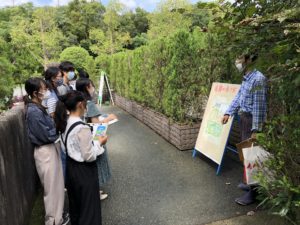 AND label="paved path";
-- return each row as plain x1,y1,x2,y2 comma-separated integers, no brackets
101,106,255,225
